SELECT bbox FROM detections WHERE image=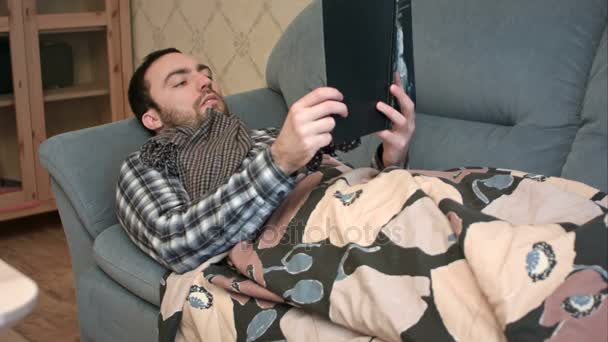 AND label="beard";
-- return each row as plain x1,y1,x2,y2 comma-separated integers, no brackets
159,91,228,129
158,107,206,129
